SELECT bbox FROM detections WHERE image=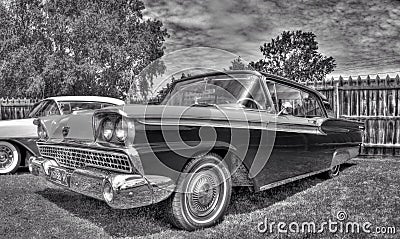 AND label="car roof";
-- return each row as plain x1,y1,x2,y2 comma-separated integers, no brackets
172,70,328,101
45,96,125,105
